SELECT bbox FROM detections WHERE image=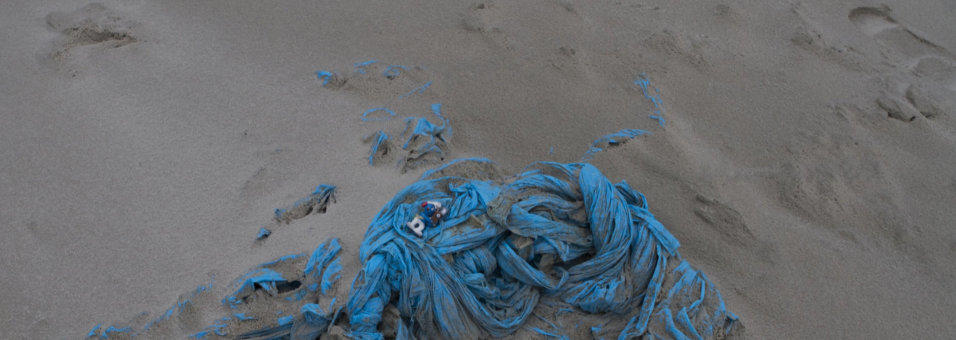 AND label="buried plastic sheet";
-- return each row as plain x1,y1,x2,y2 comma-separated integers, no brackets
346,159,738,339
